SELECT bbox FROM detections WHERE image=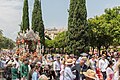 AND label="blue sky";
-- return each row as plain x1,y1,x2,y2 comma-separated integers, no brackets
0,0,120,40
